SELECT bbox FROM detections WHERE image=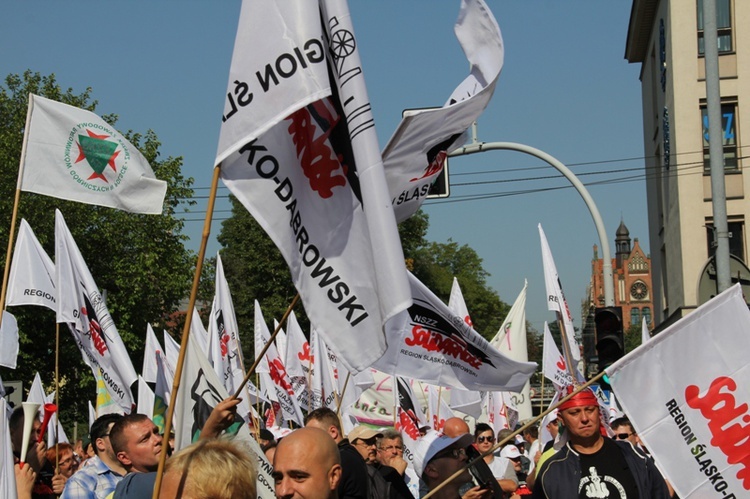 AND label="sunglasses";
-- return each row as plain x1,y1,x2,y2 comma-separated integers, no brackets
614,432,634,440
477,435,495,444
